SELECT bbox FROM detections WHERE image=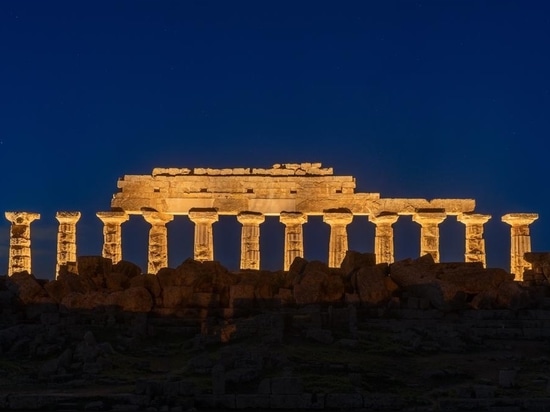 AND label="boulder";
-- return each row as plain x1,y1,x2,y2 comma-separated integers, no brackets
390,254,437,287
130,273,162,298
293,270,326,305
7,272,49,305
106,287,153,312
105,272,129,291
112,260,142,278
230,283,256,308
353,264,394,306
340,251,376,274
61,291,109,310
288,257,308,275
320,273,345,302
77,256,112,289
495,281,536,309
437,266,512,293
